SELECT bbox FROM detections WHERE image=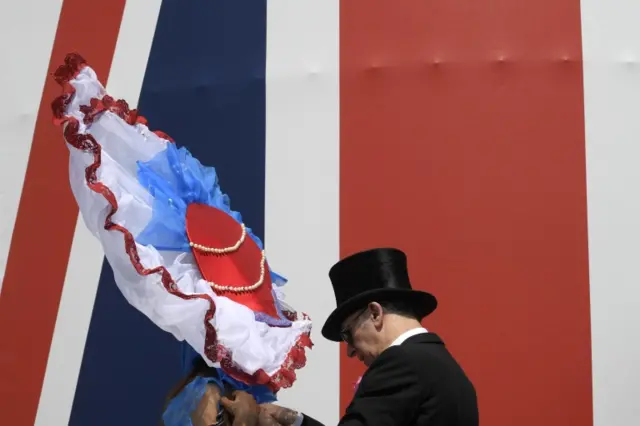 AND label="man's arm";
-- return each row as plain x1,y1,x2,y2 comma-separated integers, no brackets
299,413,324,426
262,346,422,426
259,404,311,426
